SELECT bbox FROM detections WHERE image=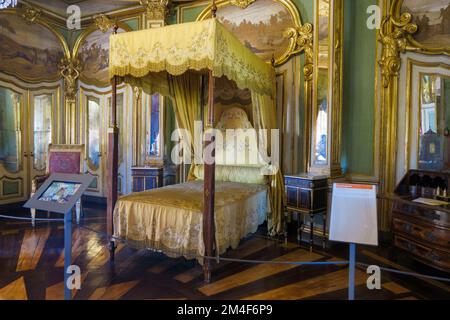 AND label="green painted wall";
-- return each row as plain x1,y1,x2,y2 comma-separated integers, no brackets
123,18,139,31
293,0,313,23
180,5,207,23
342,0,377,176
